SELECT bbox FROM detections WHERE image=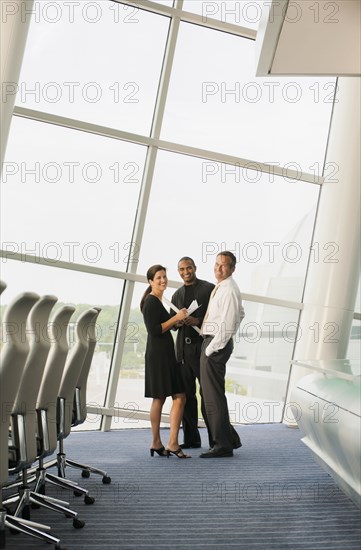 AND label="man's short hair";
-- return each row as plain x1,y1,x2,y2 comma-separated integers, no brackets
217,251,237,269
178,256,196,267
